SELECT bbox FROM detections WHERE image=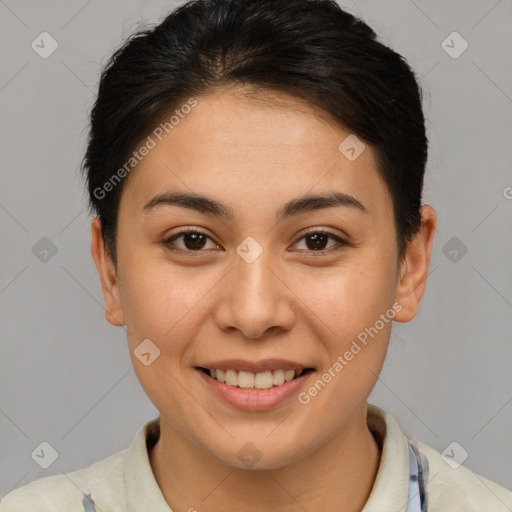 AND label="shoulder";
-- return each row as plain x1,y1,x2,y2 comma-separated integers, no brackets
416,440,512,511
0,448,127,512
